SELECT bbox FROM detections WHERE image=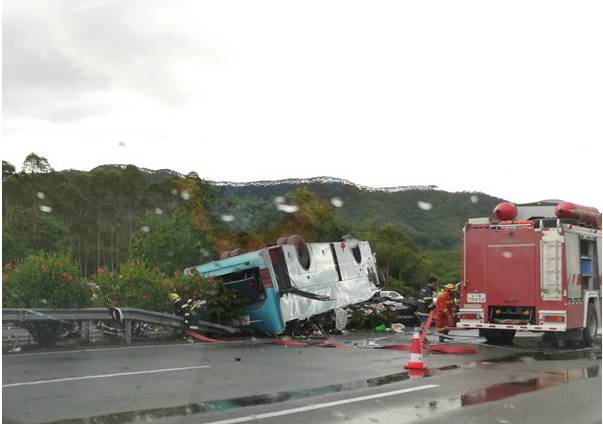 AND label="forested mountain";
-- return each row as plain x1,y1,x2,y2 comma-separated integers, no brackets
2,155,504,290
215,177,502,250
87,165,503,250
